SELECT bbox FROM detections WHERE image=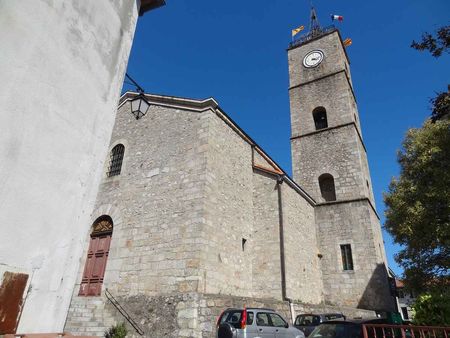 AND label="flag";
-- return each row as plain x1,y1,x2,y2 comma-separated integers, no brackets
331,14,344,22
291,25,305,37
343,38,352,47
